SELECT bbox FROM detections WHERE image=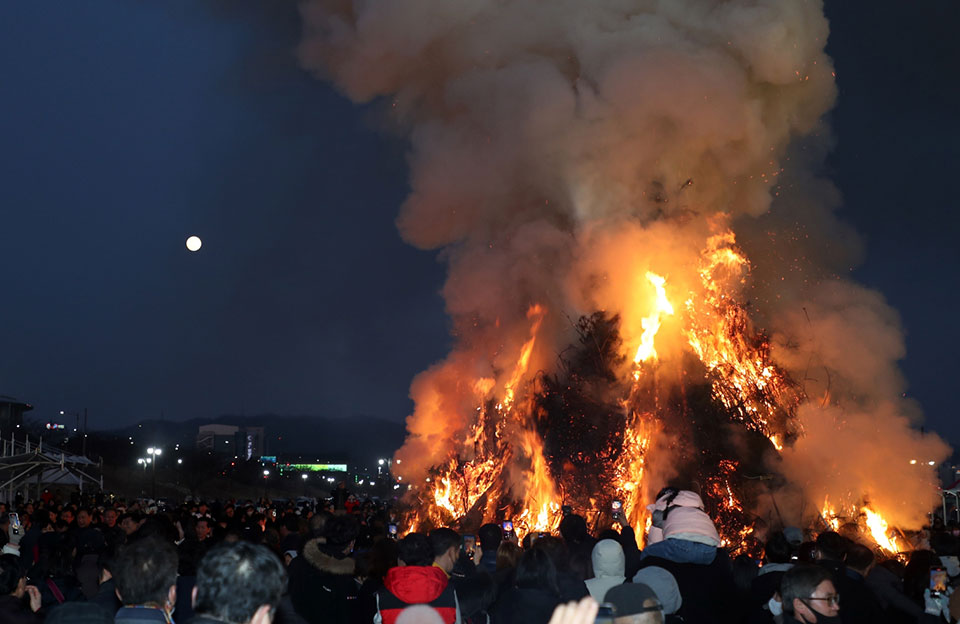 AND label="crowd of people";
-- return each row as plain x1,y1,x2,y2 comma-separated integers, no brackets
1,485,959,624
